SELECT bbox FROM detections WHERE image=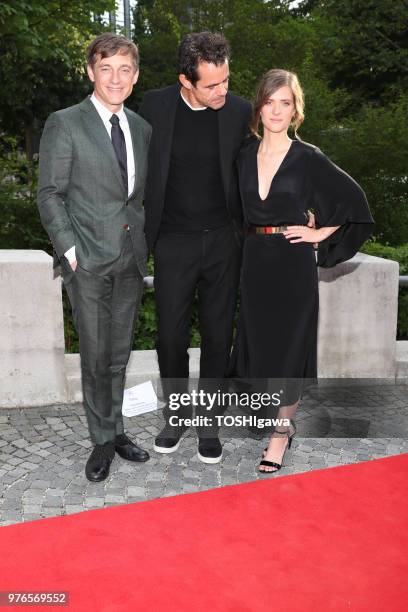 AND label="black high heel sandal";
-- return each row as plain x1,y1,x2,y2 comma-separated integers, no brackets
259,420,296,474
262,420,297,456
